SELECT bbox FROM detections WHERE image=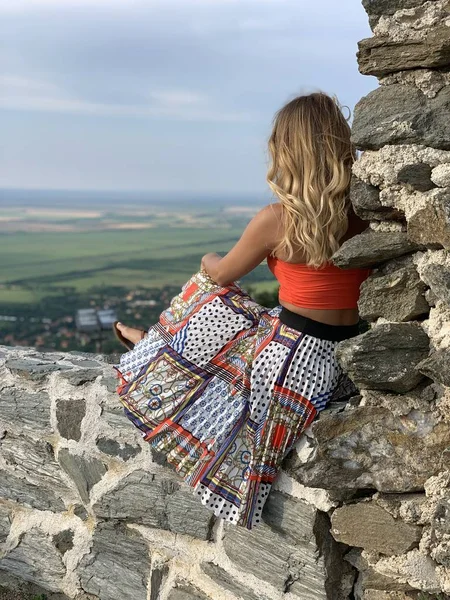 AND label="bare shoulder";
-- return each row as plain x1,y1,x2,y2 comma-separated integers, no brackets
254,203,283,227
250,203,283,247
